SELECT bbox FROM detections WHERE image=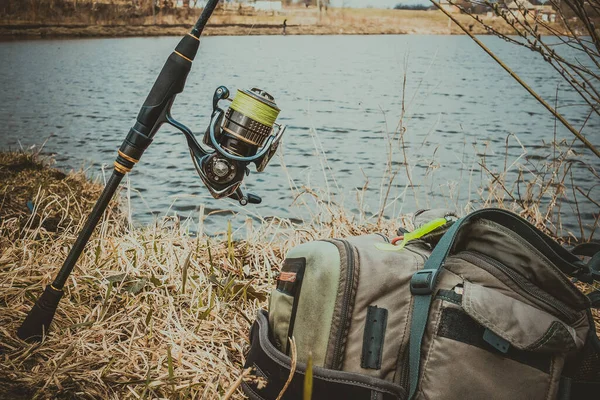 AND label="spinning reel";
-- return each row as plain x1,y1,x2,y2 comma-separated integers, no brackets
167,86,286,205
16,1,288,342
